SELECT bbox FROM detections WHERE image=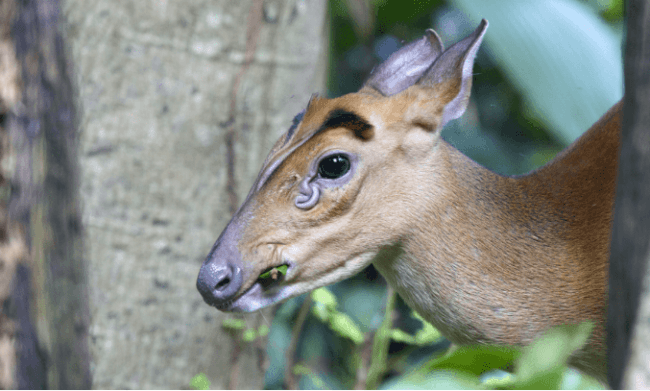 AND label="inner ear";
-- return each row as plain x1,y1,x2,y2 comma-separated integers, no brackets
363,29,444,96
416,19,488,129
